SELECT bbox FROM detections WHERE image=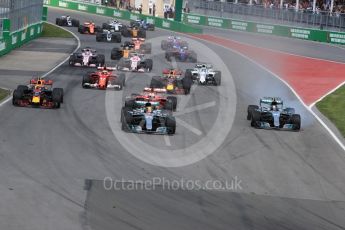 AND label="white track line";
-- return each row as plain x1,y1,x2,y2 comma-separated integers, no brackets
164,135,171,146
188,35,345,152
175,117,203,136
0,22,81,107
175,101,216,116
309,80,345,108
